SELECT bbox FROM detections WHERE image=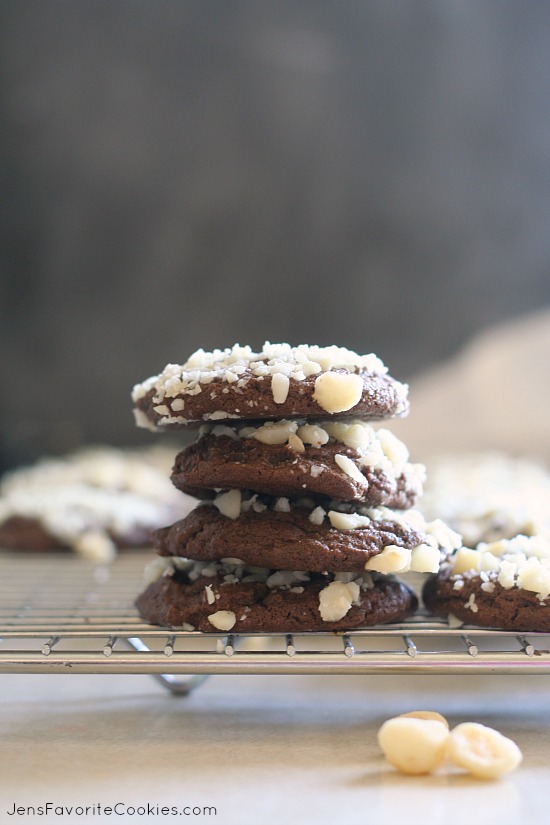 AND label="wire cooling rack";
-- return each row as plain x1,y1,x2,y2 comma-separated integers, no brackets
1,550,550,693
